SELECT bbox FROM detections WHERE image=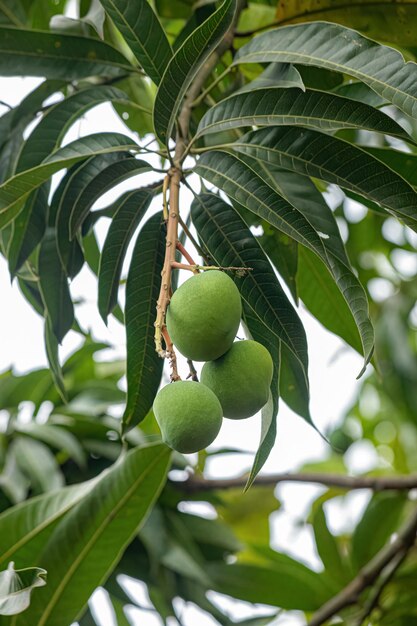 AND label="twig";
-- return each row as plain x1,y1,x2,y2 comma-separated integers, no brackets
187,359,199,382
171,262,252,274
176,240,199,269
178,214,208,261
176,472,417,493
191,66,233,108
307,506,417,626
162,327,181,382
